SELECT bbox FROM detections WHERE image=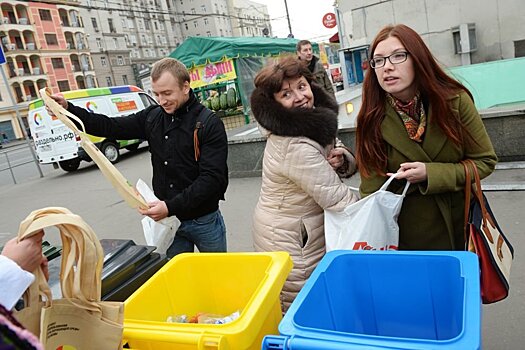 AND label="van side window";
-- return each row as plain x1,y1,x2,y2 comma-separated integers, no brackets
140,93,157,107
